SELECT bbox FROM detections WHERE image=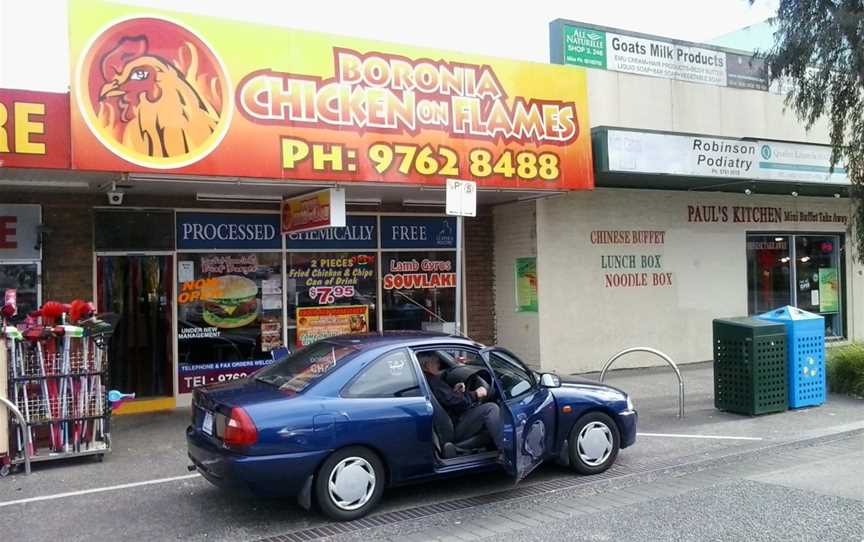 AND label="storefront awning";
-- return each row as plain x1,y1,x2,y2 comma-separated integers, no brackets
591,127,850,198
